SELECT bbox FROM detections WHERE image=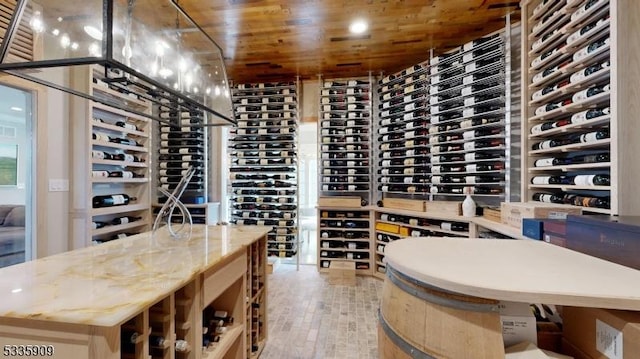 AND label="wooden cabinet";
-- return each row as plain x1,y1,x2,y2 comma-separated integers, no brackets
317,207,372,275
520,0,640,215
71,65,153,248
373,207,471,279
